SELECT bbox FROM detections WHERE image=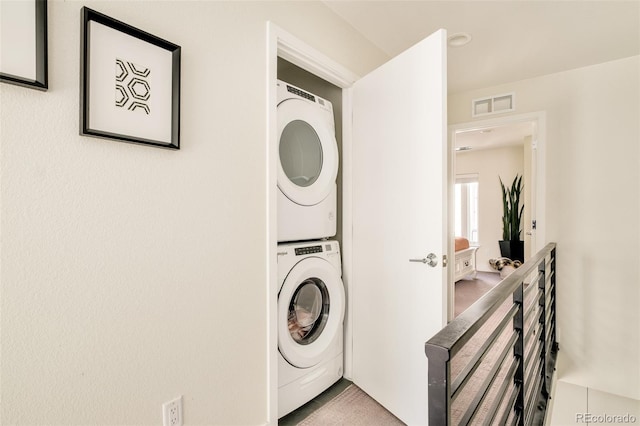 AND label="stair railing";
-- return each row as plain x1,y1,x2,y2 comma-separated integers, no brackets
425,243,558,425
